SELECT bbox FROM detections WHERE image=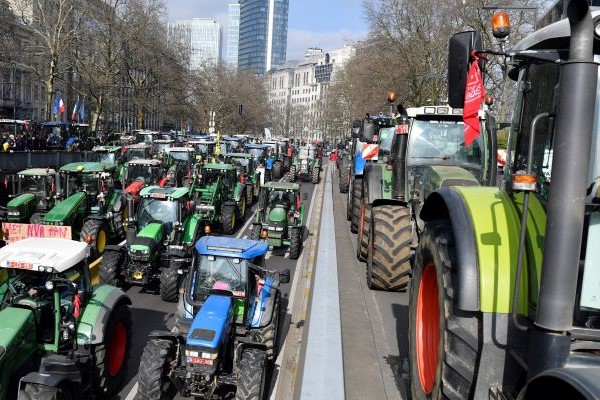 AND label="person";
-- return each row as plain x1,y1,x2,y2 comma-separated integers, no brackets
329,149,338,173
